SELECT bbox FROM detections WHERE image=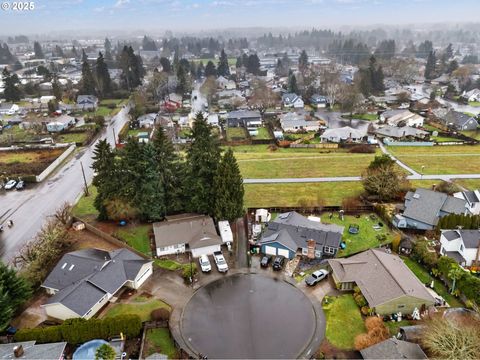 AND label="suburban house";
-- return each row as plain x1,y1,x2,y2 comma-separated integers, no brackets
0,341,67,360
360,338,427,359
440,110,478,131
279,112,320,132
0,102,19,115
153,214,224,258
227,110,262,127
380,110,424,127
76,95,98,110
393,188,470,230
282,93,304,108
375,125,429,141
461,88,480,102
163,93,183,111
453,189,480,214
310,94,329,108
328,249,436,315
320,126,367,143
439,230,480,267
137,113,158,128
41,248,153,320
46,114,76,132
216,76,236,90
258,211,344,260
